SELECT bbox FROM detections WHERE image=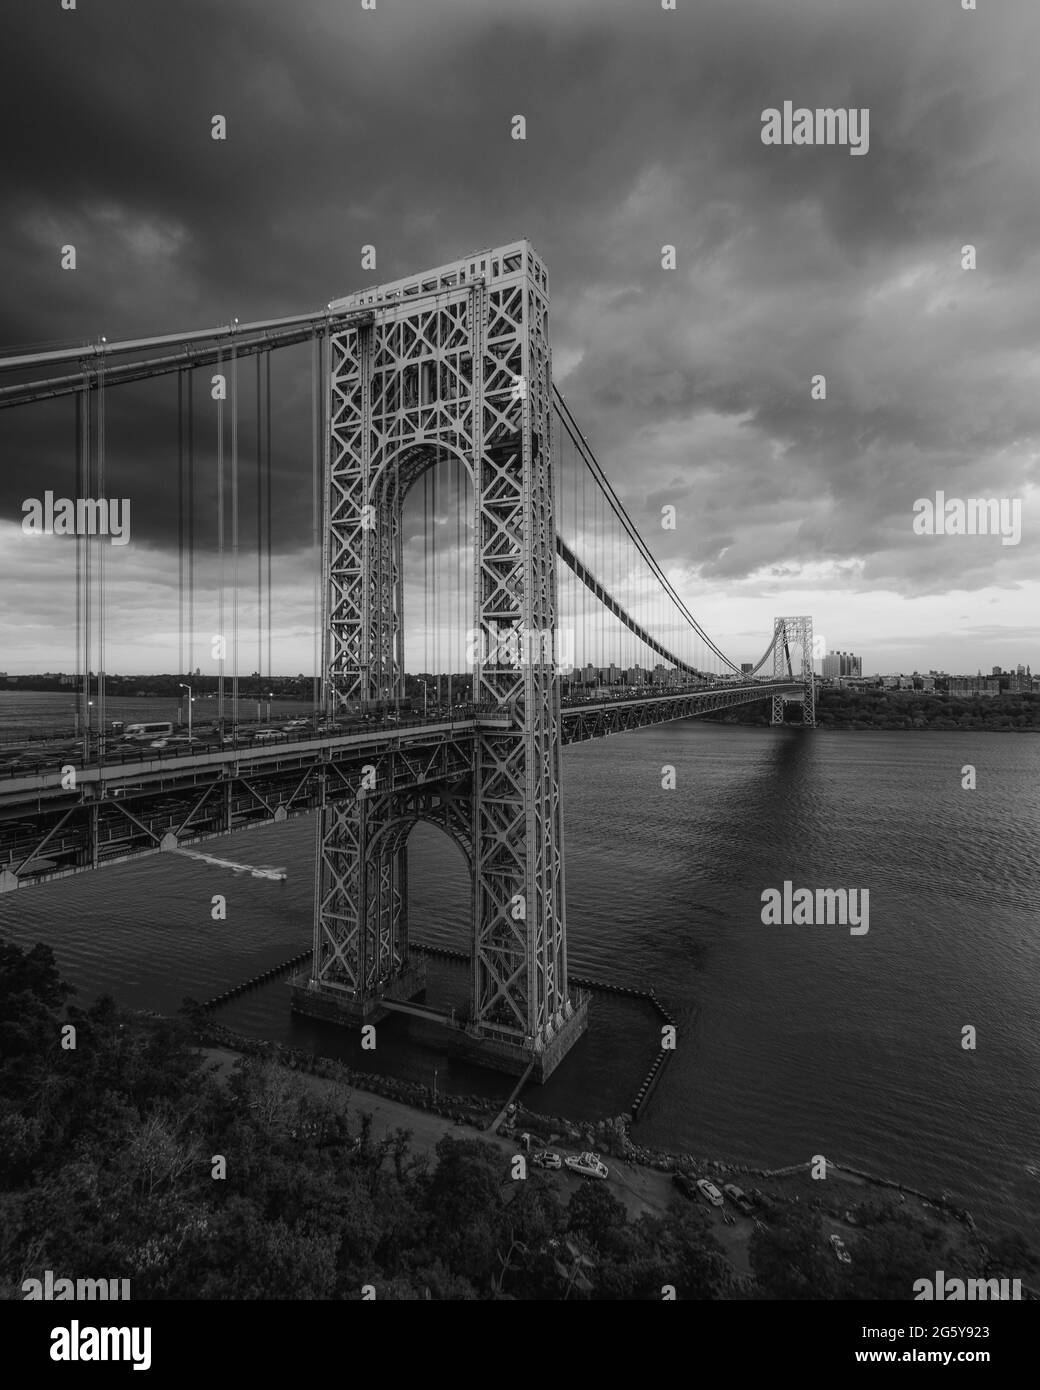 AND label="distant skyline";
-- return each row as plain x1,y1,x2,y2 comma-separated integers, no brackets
2,653,1036,682
1,0,1038,674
